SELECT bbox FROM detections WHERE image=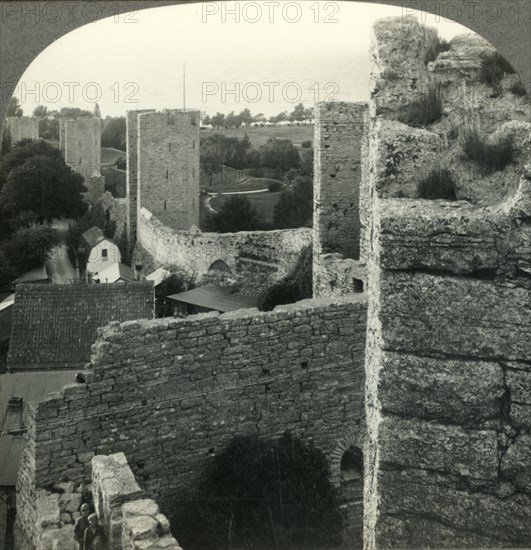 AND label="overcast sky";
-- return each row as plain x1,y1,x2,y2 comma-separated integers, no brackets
16,1,474,118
